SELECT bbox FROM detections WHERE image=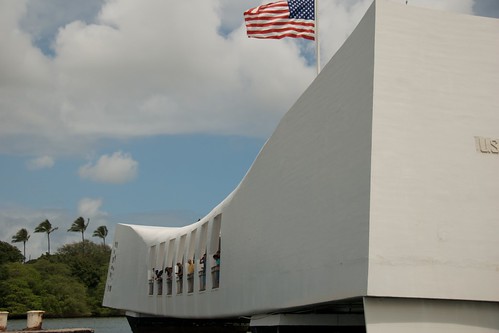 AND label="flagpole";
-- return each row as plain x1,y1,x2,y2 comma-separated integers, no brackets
315,0,320,75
